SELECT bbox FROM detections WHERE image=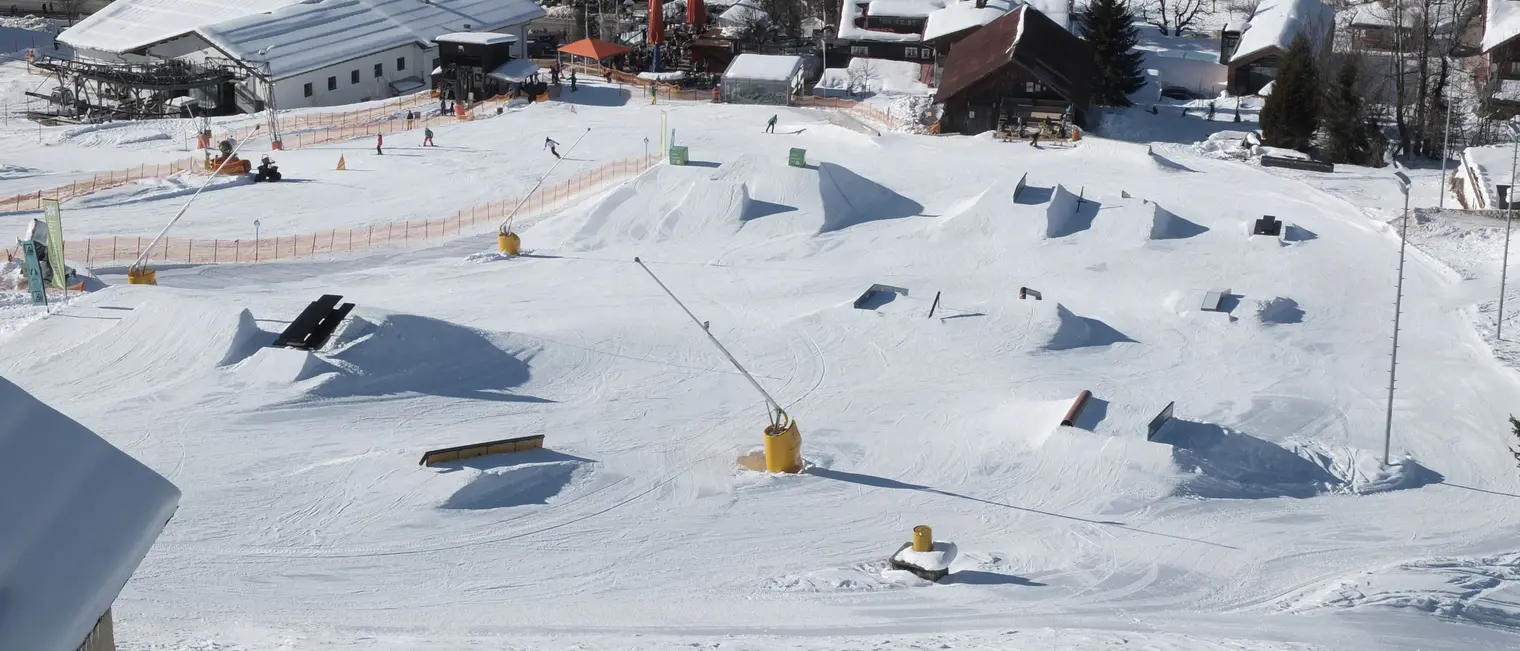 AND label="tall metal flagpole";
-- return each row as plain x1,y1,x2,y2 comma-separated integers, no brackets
1501,121,1520,341
1386,164,1412,466
1438,1,1455,210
